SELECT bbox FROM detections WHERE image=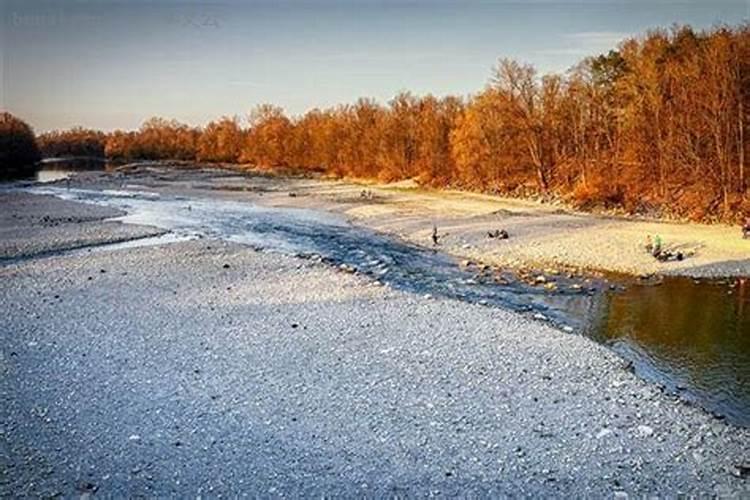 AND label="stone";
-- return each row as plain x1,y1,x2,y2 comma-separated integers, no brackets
636,425,654,437
596,429,613,439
